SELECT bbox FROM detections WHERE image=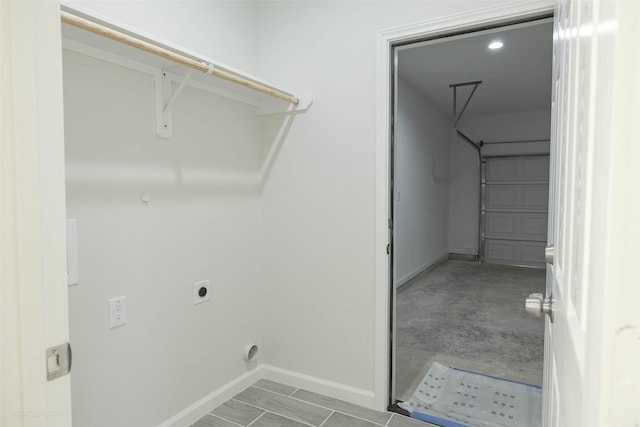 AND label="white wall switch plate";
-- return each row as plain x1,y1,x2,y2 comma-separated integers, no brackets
193,280,210,305
109,296,127,328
